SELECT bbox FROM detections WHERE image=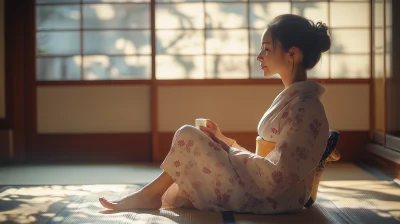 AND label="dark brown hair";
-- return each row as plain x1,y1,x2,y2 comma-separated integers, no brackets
268,14,331,70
